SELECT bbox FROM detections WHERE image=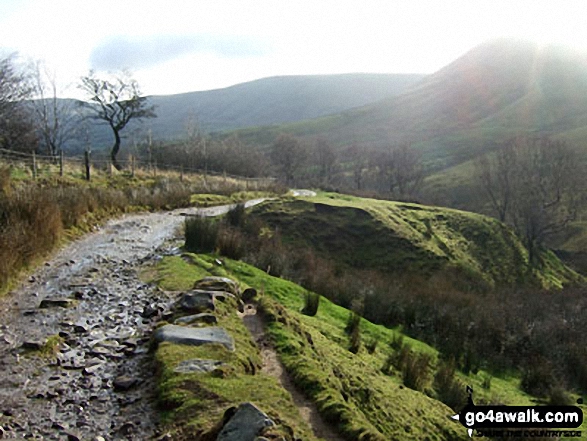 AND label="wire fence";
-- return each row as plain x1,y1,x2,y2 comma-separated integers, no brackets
0,148,276,189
